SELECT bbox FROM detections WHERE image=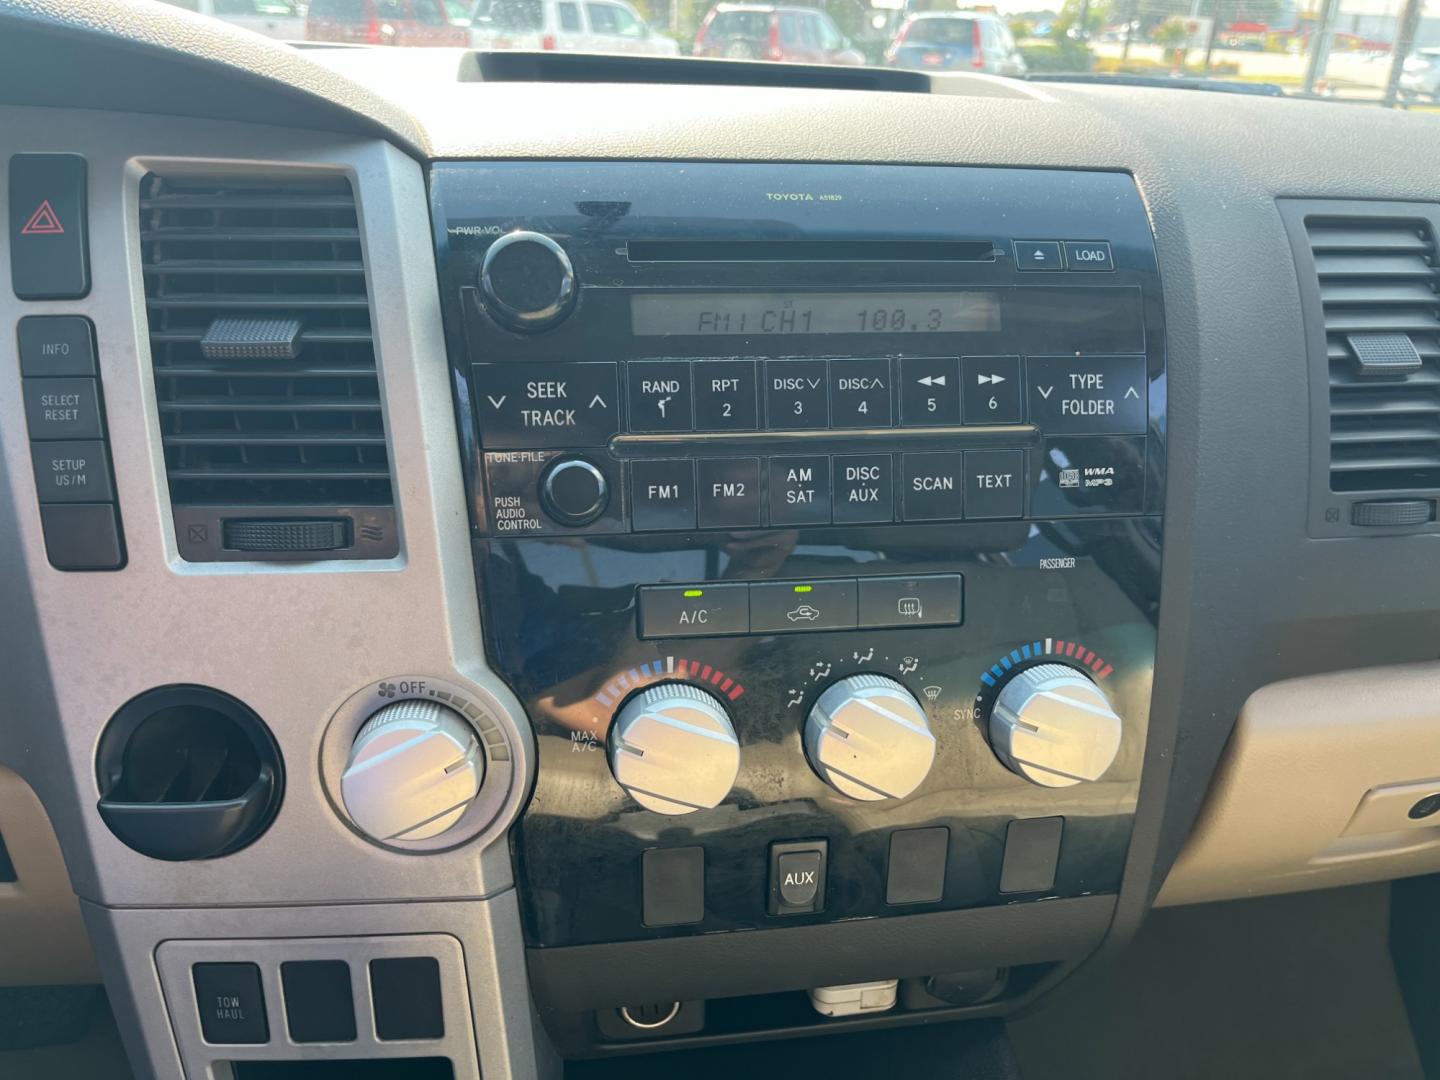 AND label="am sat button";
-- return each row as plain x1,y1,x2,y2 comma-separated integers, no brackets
1064,241,1114,271
639,583,749,639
